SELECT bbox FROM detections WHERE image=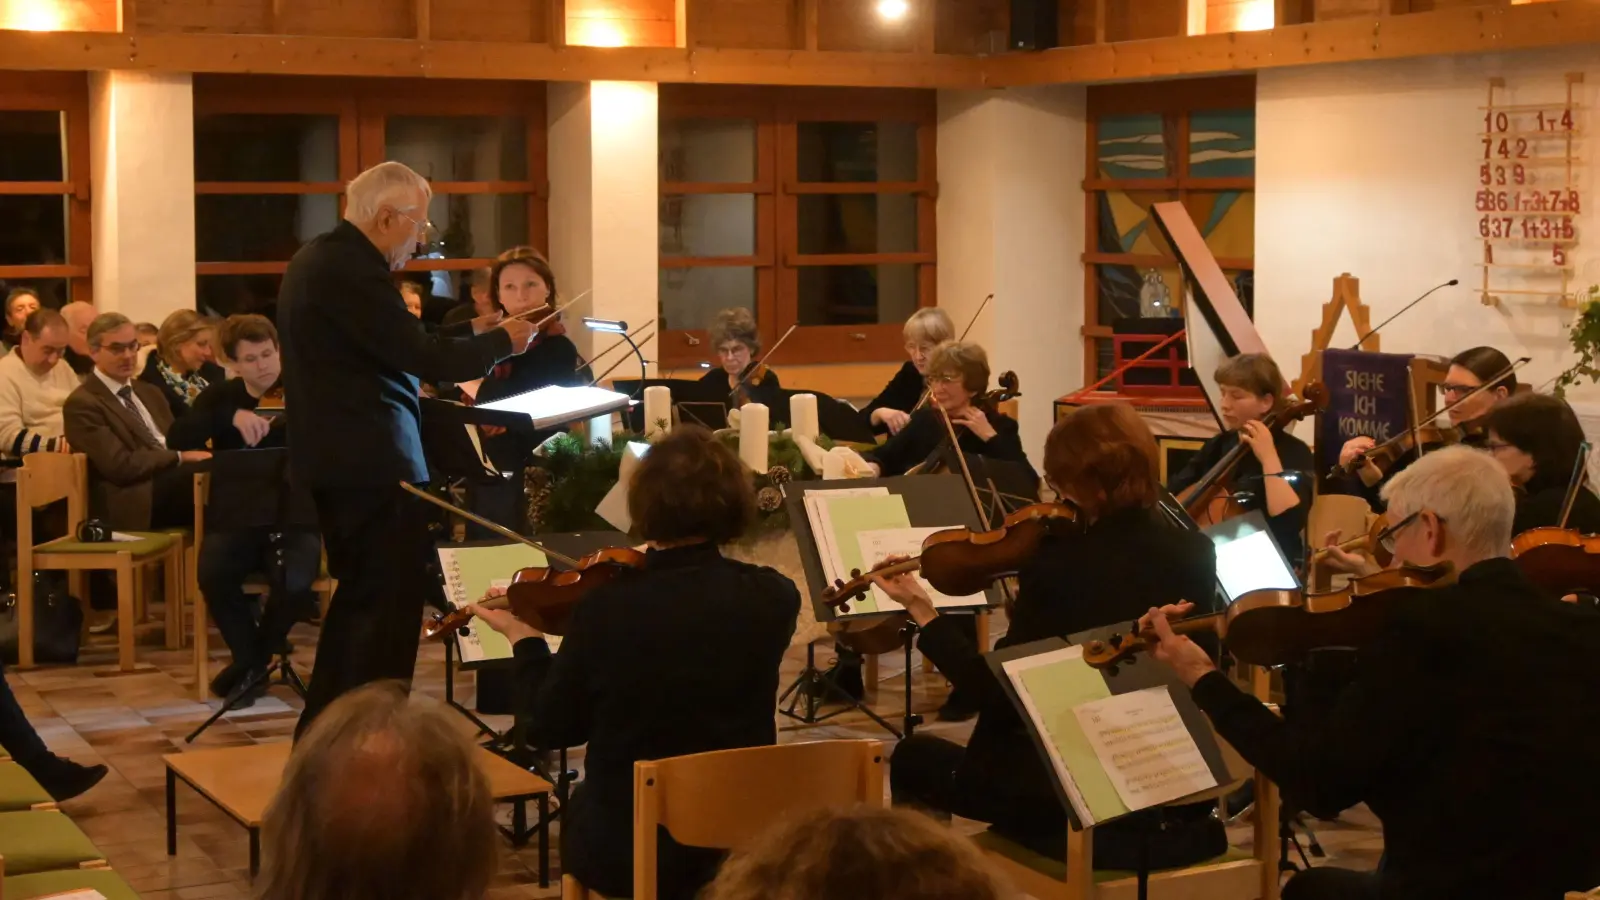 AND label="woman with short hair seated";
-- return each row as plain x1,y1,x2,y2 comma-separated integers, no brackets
139,308,226,418
470,427,800,900
1483,392,1600,534
864,307,955,436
